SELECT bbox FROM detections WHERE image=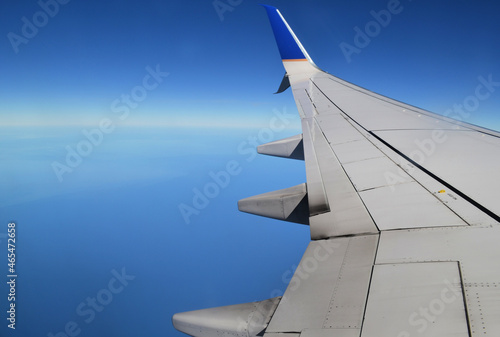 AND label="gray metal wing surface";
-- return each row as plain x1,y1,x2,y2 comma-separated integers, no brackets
173,5,500,337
